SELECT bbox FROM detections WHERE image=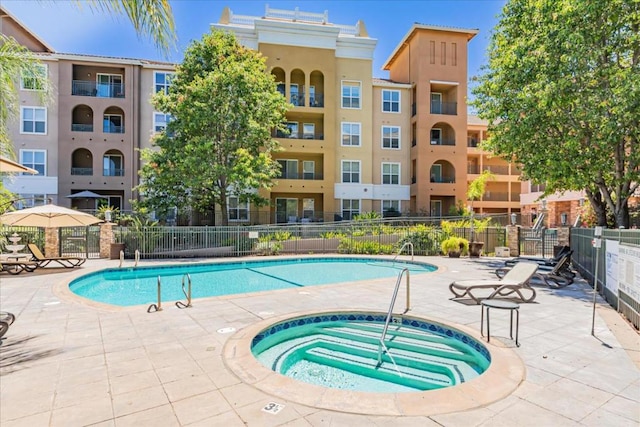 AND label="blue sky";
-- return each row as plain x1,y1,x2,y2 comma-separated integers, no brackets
3,0,505,80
